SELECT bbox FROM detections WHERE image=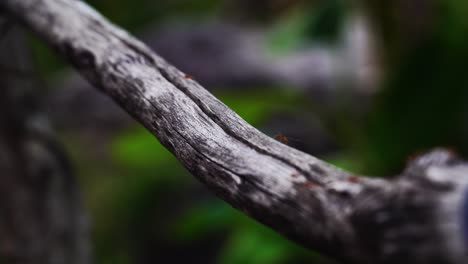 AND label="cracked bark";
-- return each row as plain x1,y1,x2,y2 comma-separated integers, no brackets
2,0,468,263
0,19,90,264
